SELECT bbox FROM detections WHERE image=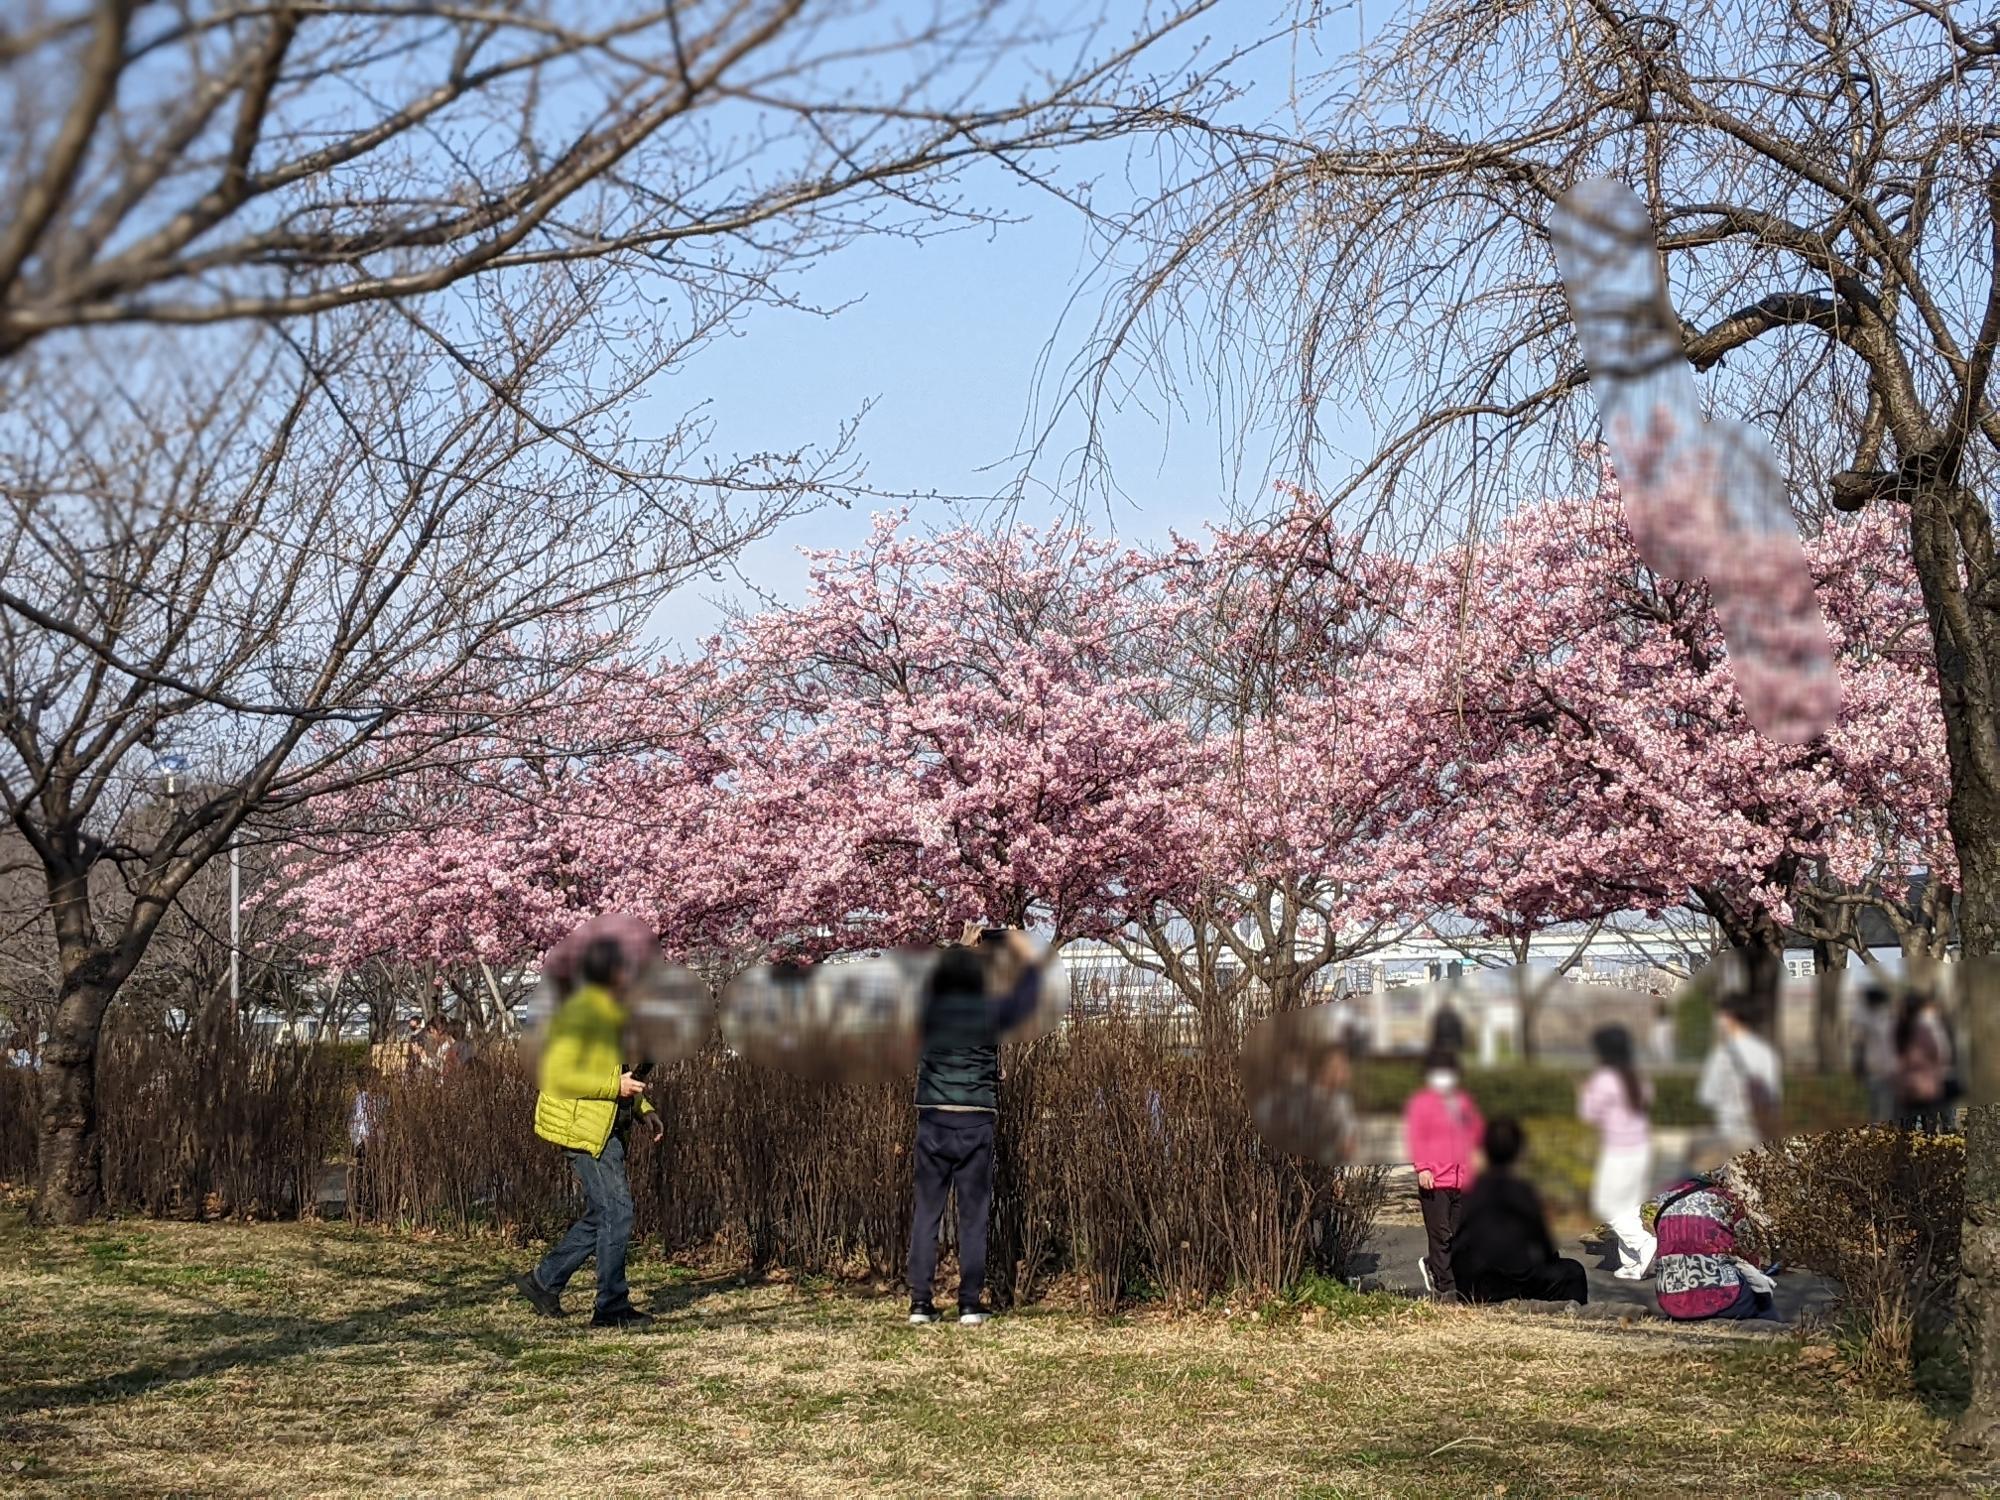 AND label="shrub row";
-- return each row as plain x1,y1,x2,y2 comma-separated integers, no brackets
2,1022,1388,1313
